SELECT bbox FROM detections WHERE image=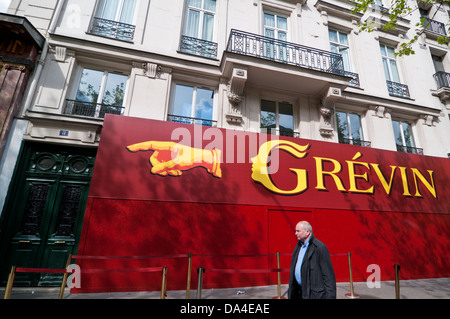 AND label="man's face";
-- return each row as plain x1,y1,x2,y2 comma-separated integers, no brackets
295,223,310,242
